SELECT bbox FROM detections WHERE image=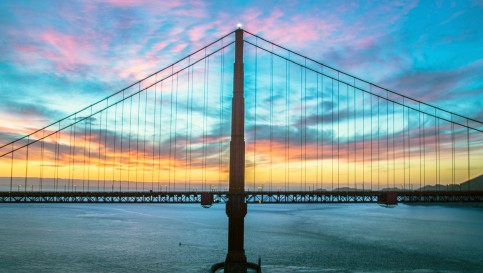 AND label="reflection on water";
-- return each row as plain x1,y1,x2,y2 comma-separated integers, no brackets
0,203,482,272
